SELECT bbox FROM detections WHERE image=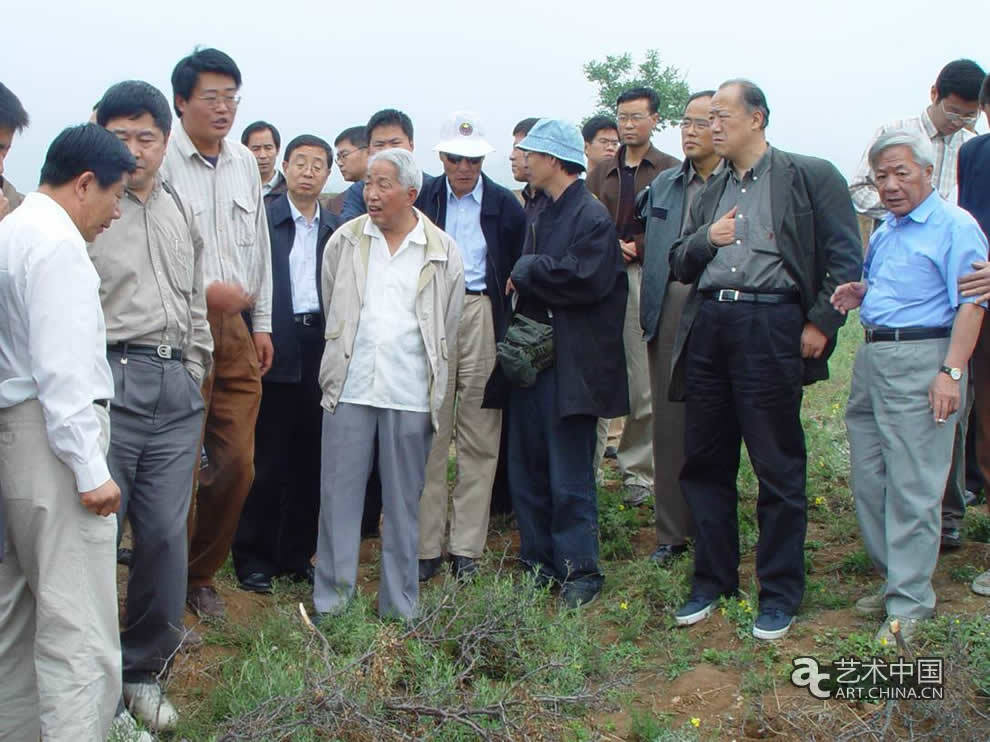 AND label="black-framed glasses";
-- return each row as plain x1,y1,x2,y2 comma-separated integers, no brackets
443,153,483,165
335,146,366,164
